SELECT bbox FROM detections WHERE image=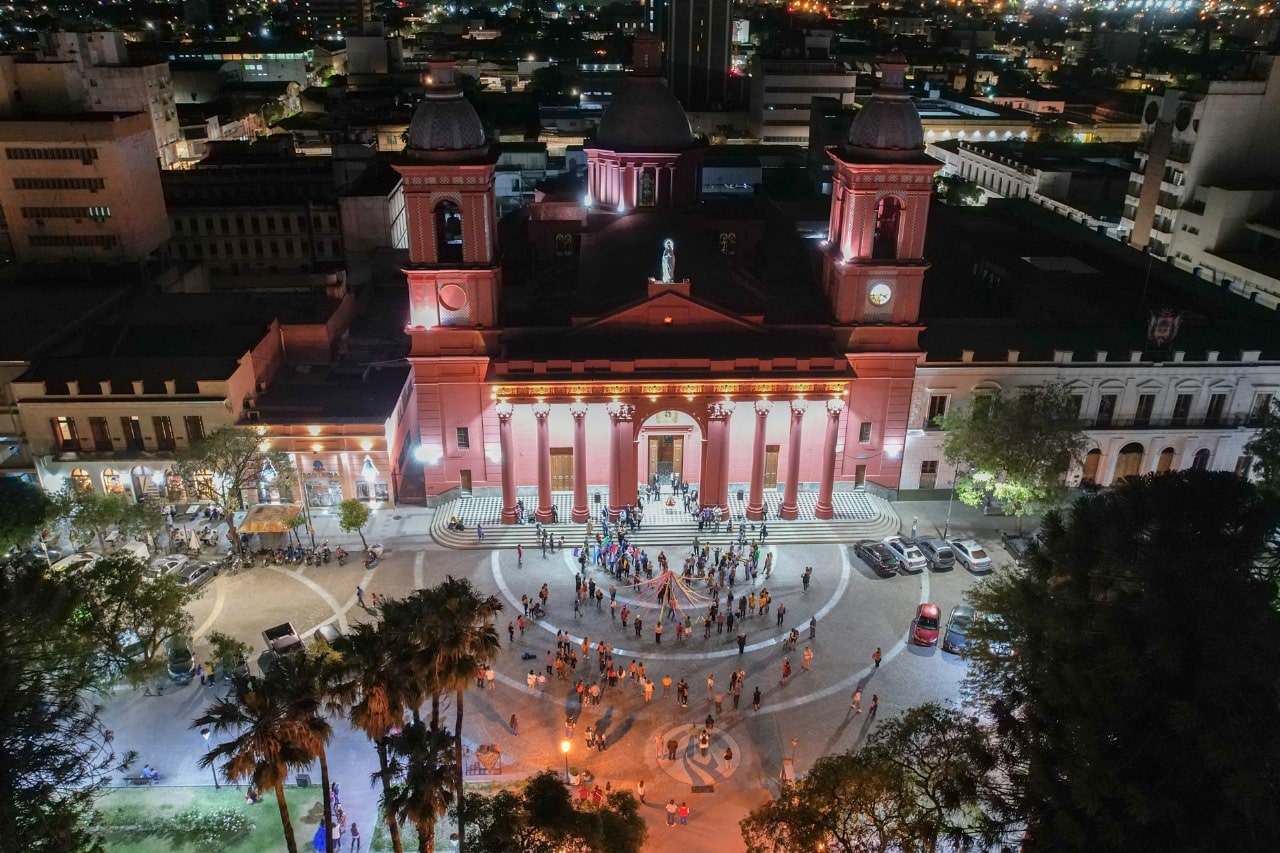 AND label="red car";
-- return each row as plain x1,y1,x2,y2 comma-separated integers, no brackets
912,603,941,646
